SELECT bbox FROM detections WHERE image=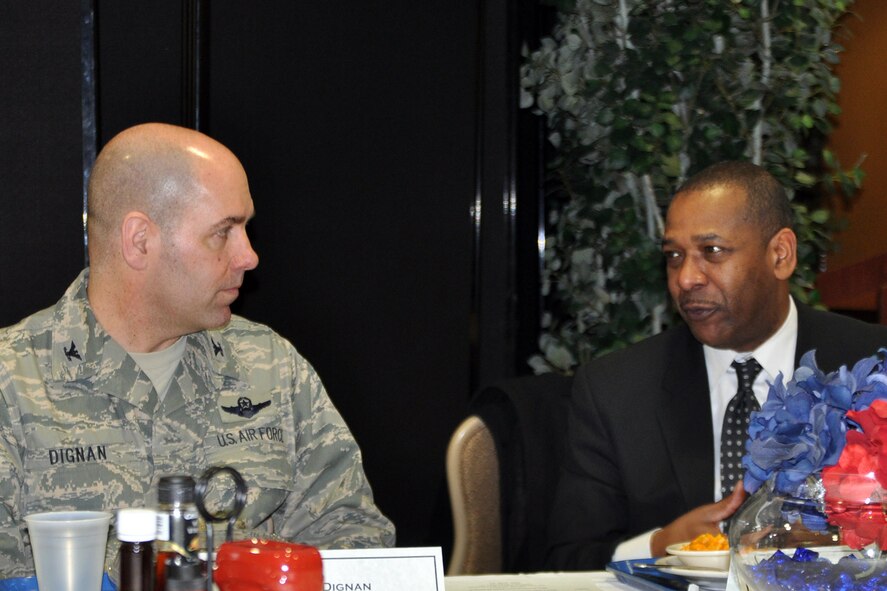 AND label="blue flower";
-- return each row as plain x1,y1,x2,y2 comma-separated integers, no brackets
852,348,887,412
743,351,860,495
